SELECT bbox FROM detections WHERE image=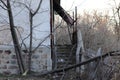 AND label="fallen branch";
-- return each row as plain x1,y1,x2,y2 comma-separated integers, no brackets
34,50,120,77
